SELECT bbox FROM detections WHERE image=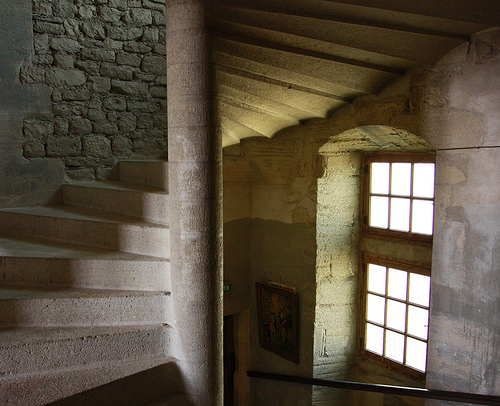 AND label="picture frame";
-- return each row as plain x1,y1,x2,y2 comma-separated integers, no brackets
255,282,299,363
